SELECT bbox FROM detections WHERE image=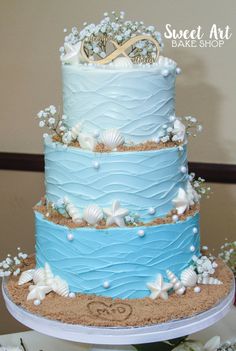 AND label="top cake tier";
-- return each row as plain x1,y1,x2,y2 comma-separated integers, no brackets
62,58,178,144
